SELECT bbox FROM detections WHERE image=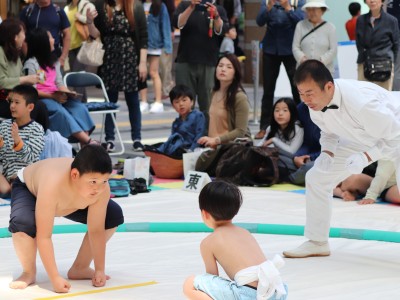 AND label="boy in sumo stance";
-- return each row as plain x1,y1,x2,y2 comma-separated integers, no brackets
8,144,124,293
